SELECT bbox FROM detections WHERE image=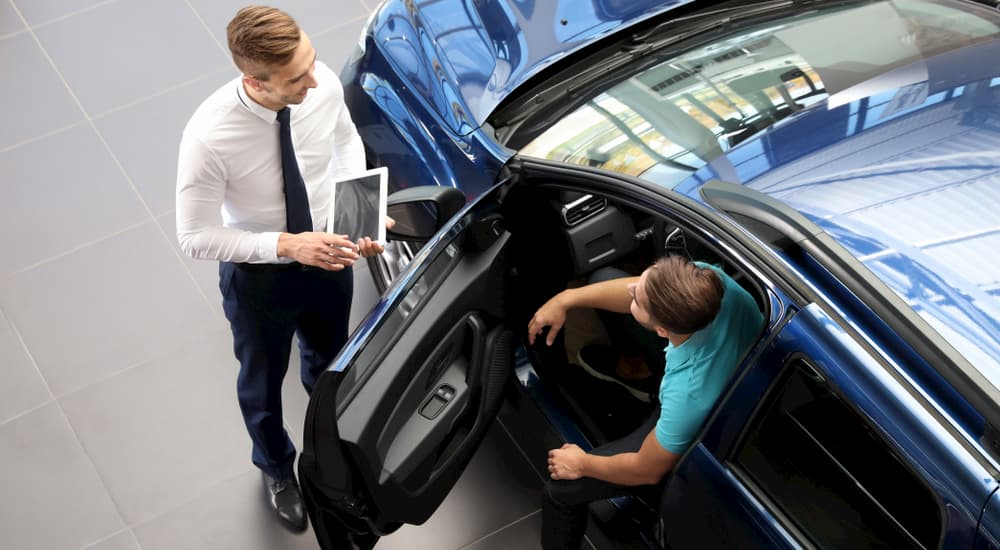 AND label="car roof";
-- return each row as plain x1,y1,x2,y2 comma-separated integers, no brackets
680,39,1000,400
